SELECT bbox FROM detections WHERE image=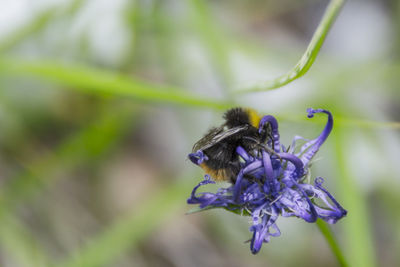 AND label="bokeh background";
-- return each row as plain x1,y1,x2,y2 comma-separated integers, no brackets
0,0,399,266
